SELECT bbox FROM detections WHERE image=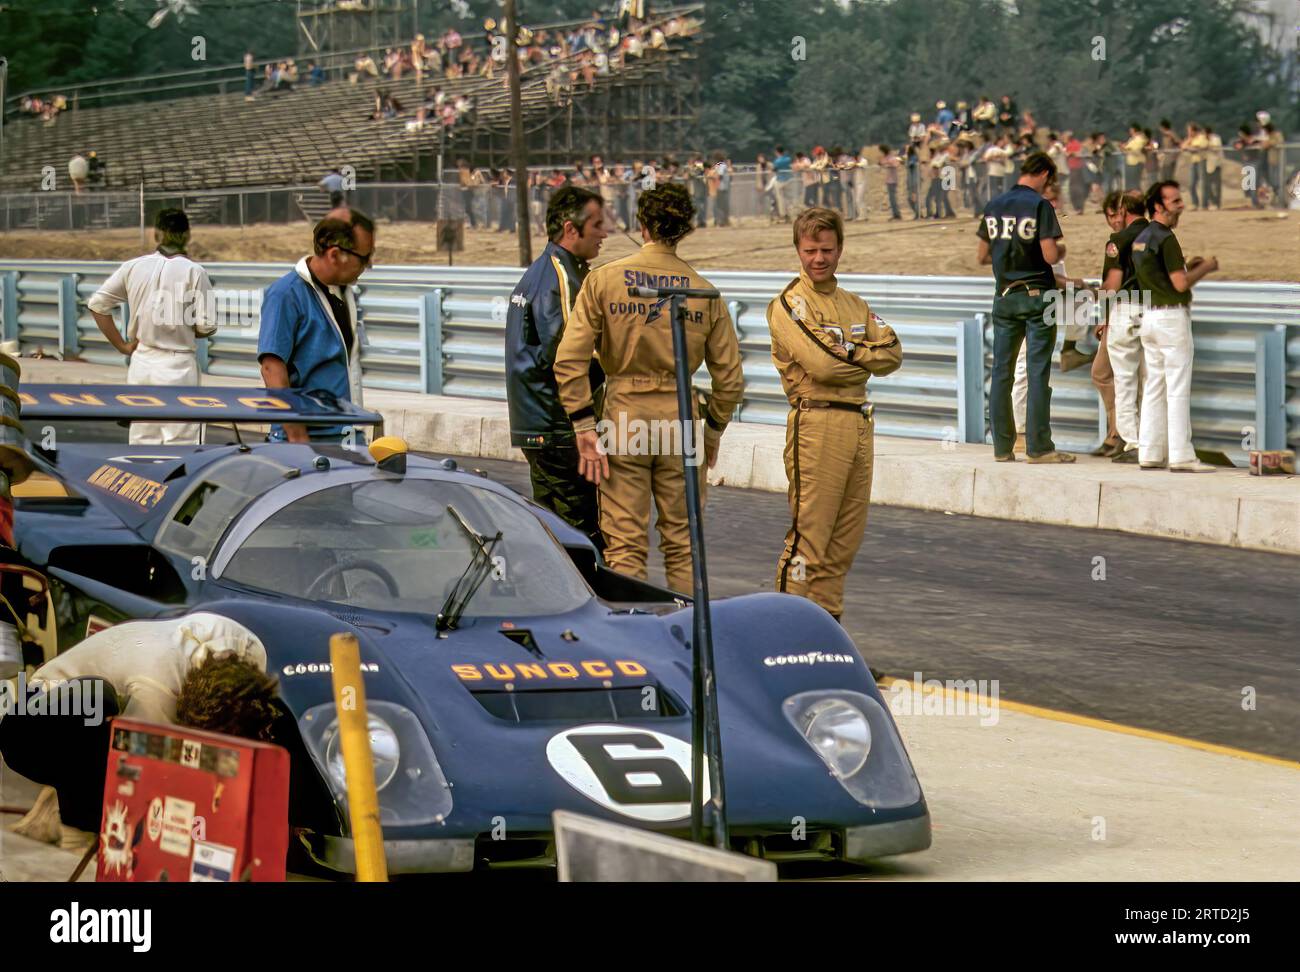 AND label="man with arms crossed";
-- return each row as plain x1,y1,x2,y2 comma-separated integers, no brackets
768,208,902,622
1131,181,1219,472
